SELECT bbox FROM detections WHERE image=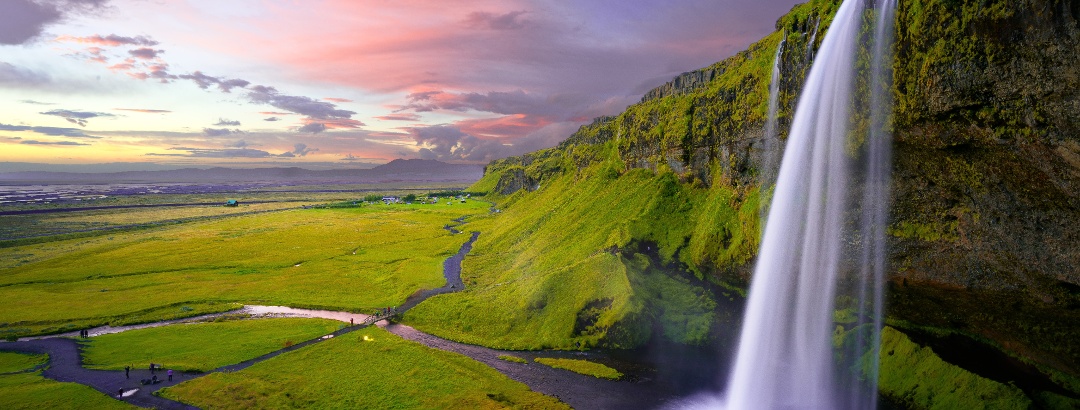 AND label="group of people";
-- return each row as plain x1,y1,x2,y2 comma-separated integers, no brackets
78,329,90,338
118,363,173,397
